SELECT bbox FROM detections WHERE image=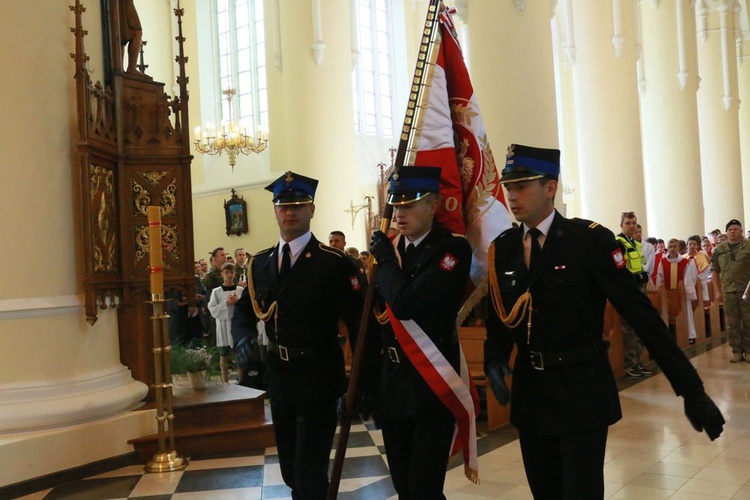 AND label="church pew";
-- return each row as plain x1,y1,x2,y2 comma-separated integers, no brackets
707,284,723,338
603,302,625,378
458,326,511,431
649,285,691,348
692,281,707,343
